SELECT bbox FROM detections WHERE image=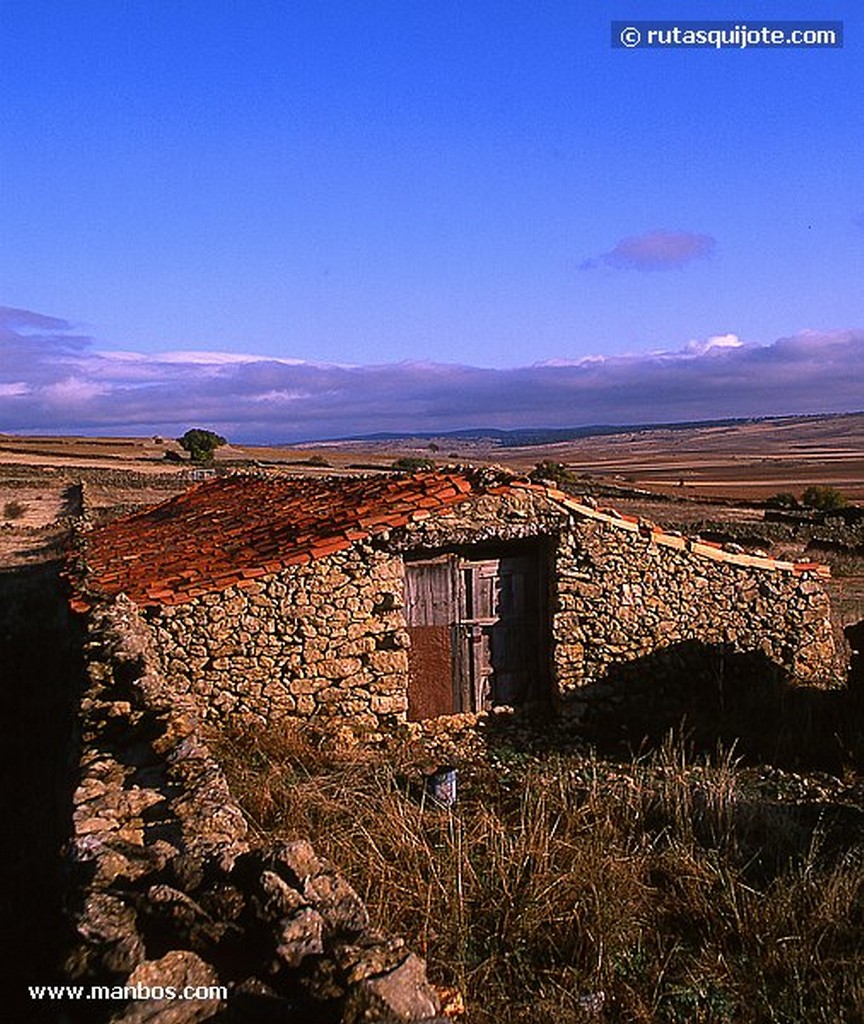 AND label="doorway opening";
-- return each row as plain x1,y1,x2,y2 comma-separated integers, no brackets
404,541,549,720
